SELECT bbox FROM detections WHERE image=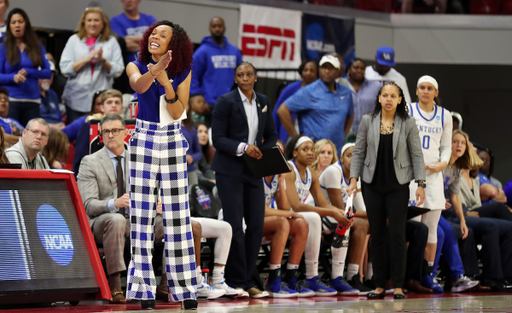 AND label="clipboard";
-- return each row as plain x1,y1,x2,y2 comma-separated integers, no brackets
407,206,430,220
243,146,292,178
